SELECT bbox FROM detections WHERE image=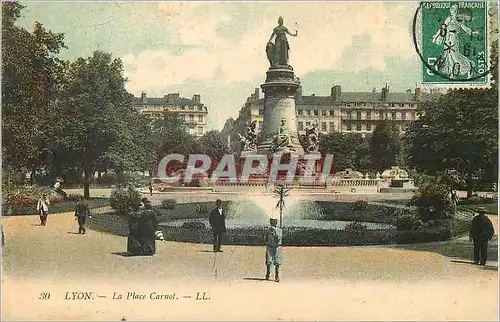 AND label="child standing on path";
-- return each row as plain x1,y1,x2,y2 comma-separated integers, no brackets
265,218,283,282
